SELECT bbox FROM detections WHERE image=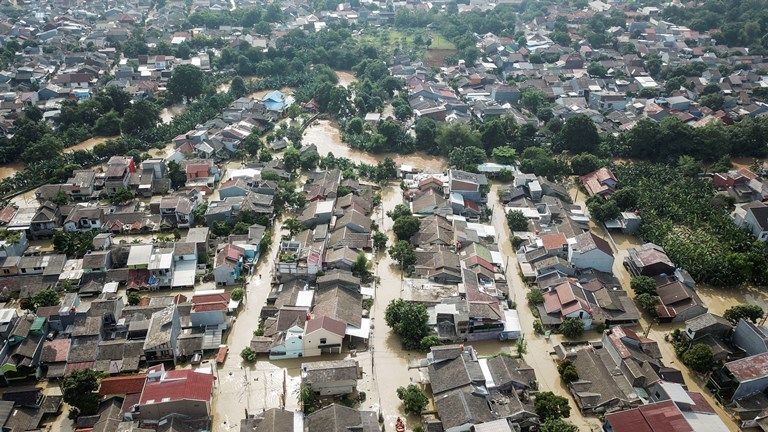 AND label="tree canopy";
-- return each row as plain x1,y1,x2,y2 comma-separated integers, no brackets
385,299,430,350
